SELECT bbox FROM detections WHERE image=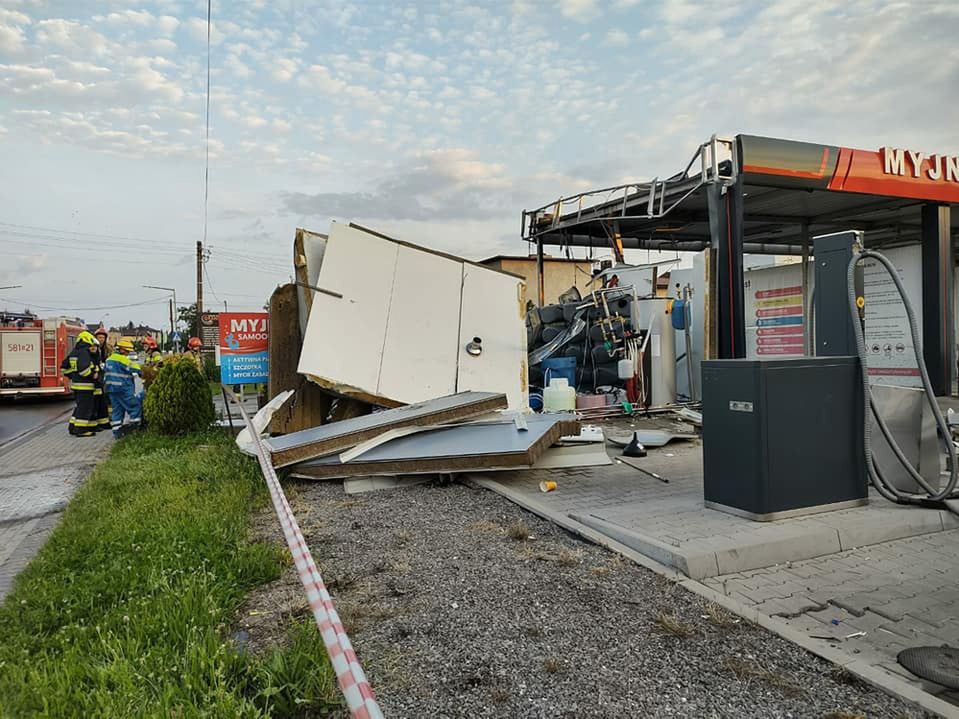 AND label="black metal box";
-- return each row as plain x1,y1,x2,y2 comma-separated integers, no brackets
701,357,867,520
